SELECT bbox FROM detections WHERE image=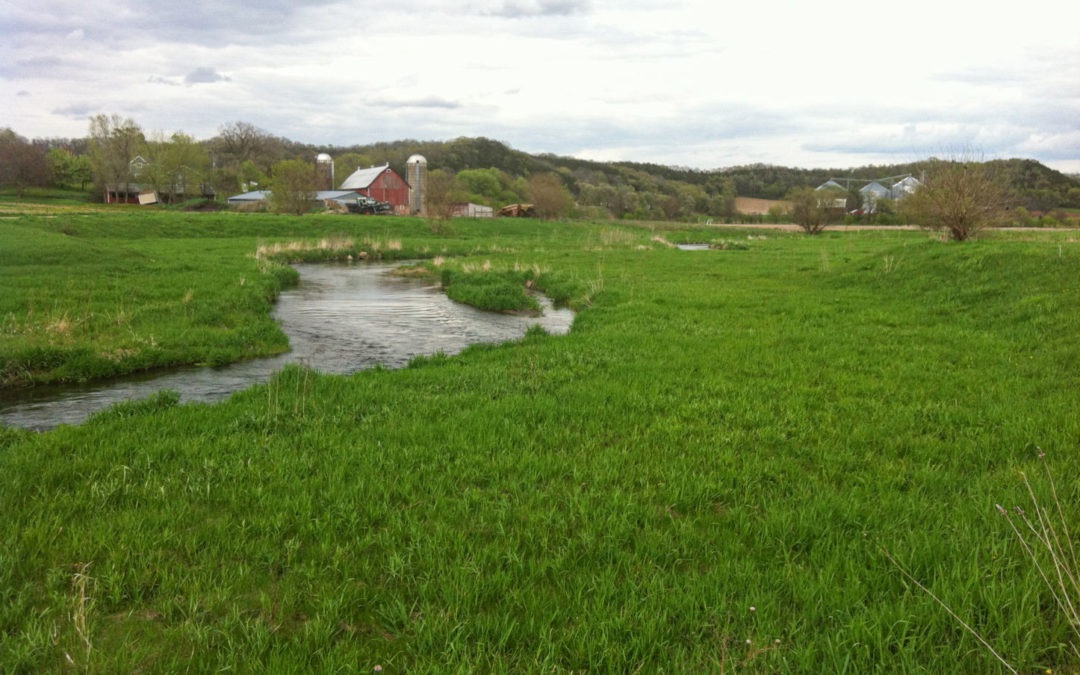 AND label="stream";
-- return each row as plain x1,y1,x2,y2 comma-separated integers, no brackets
0,263,574,430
